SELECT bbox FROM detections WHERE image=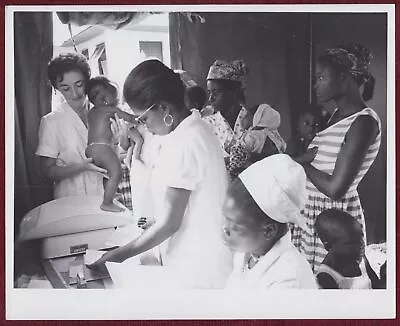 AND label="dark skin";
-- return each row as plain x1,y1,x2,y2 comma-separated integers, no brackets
86,102,136,212
207,80,243,129
299,64,379,200
316,214,363,289
88,102,192,268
